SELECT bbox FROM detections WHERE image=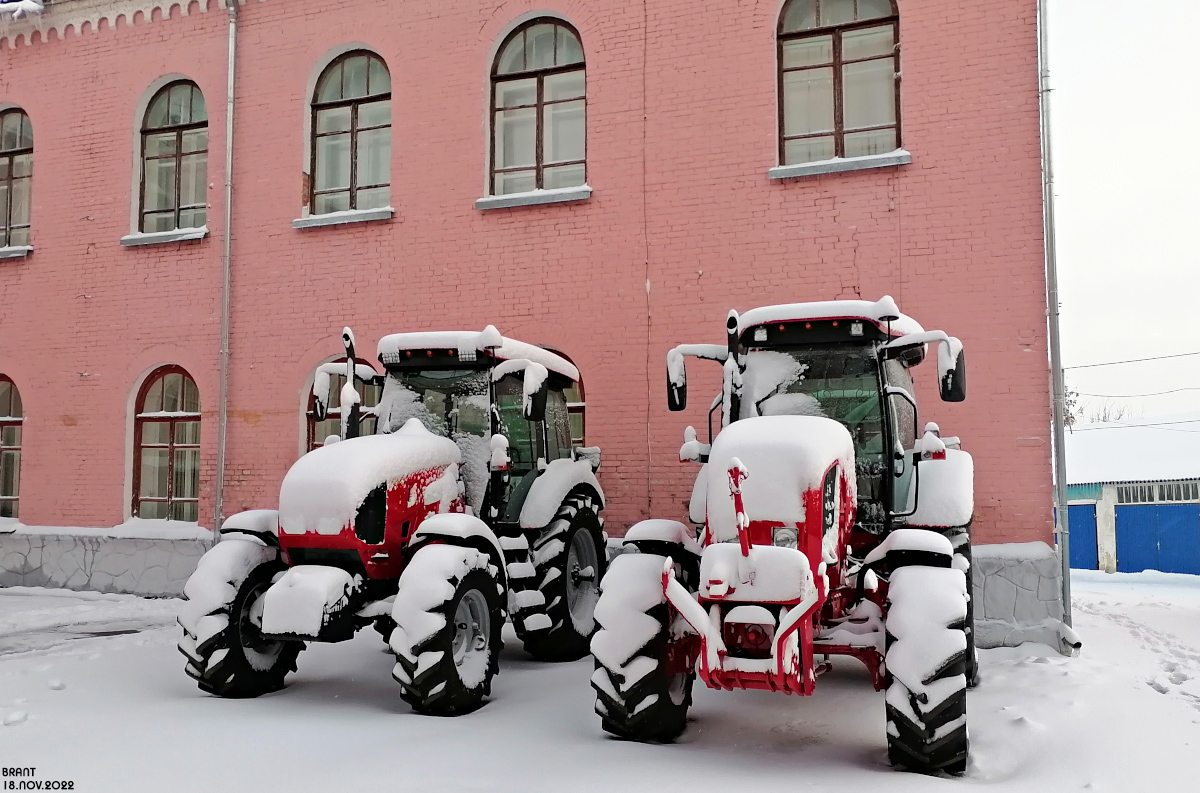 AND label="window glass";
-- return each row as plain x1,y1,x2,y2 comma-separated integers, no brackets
140,83,207,232
134,368,200,521
311,53,391,214
0,376,21,519
0,110,32,247
778,0,898,164
491,21,586,194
